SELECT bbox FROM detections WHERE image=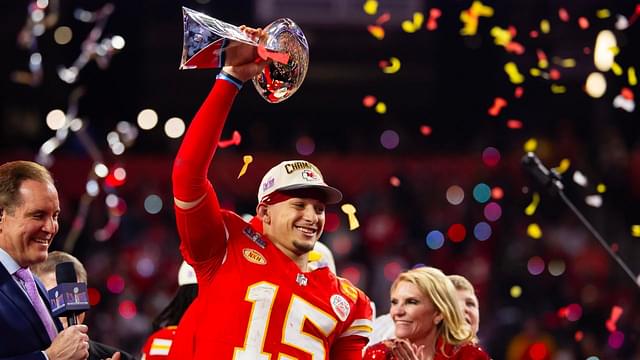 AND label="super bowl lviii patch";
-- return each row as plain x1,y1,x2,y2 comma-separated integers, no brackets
330,294,351,321
243,226,266,248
